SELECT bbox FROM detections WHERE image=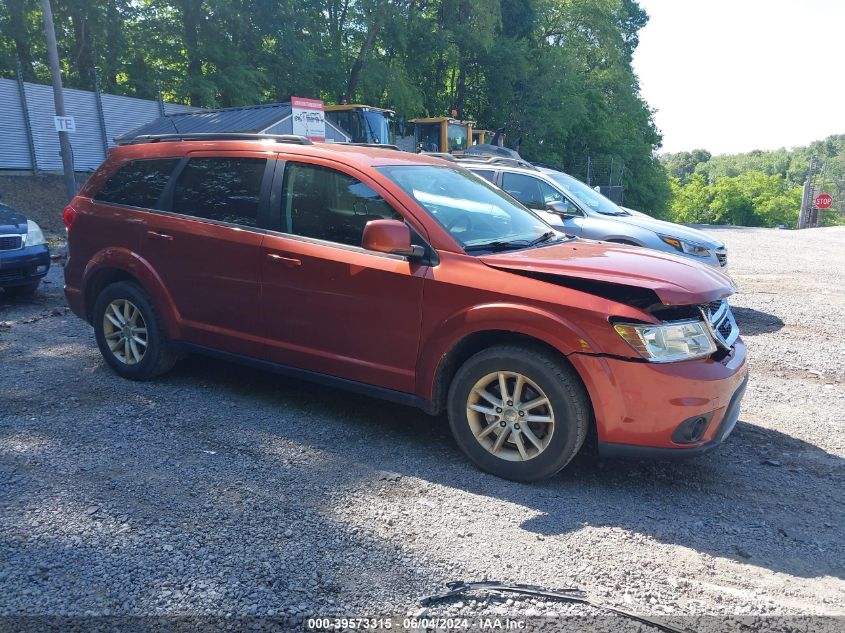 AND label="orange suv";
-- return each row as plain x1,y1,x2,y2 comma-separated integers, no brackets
64,134,747,481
